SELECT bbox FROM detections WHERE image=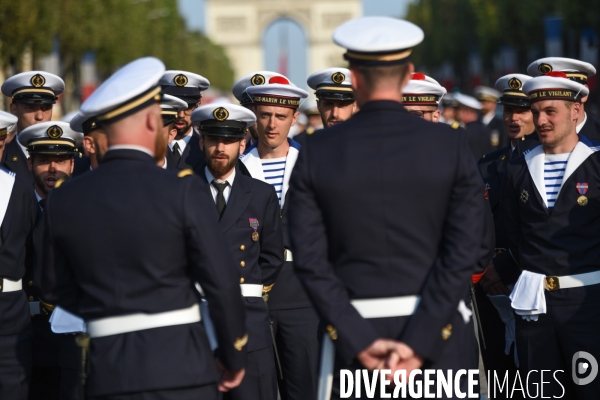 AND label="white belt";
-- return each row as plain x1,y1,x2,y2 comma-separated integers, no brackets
0,278,22,293
87,303,200,339
285,249,293,262
545,270,600,291
318,295,420,400
240,284,263,297
350,295,421,318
